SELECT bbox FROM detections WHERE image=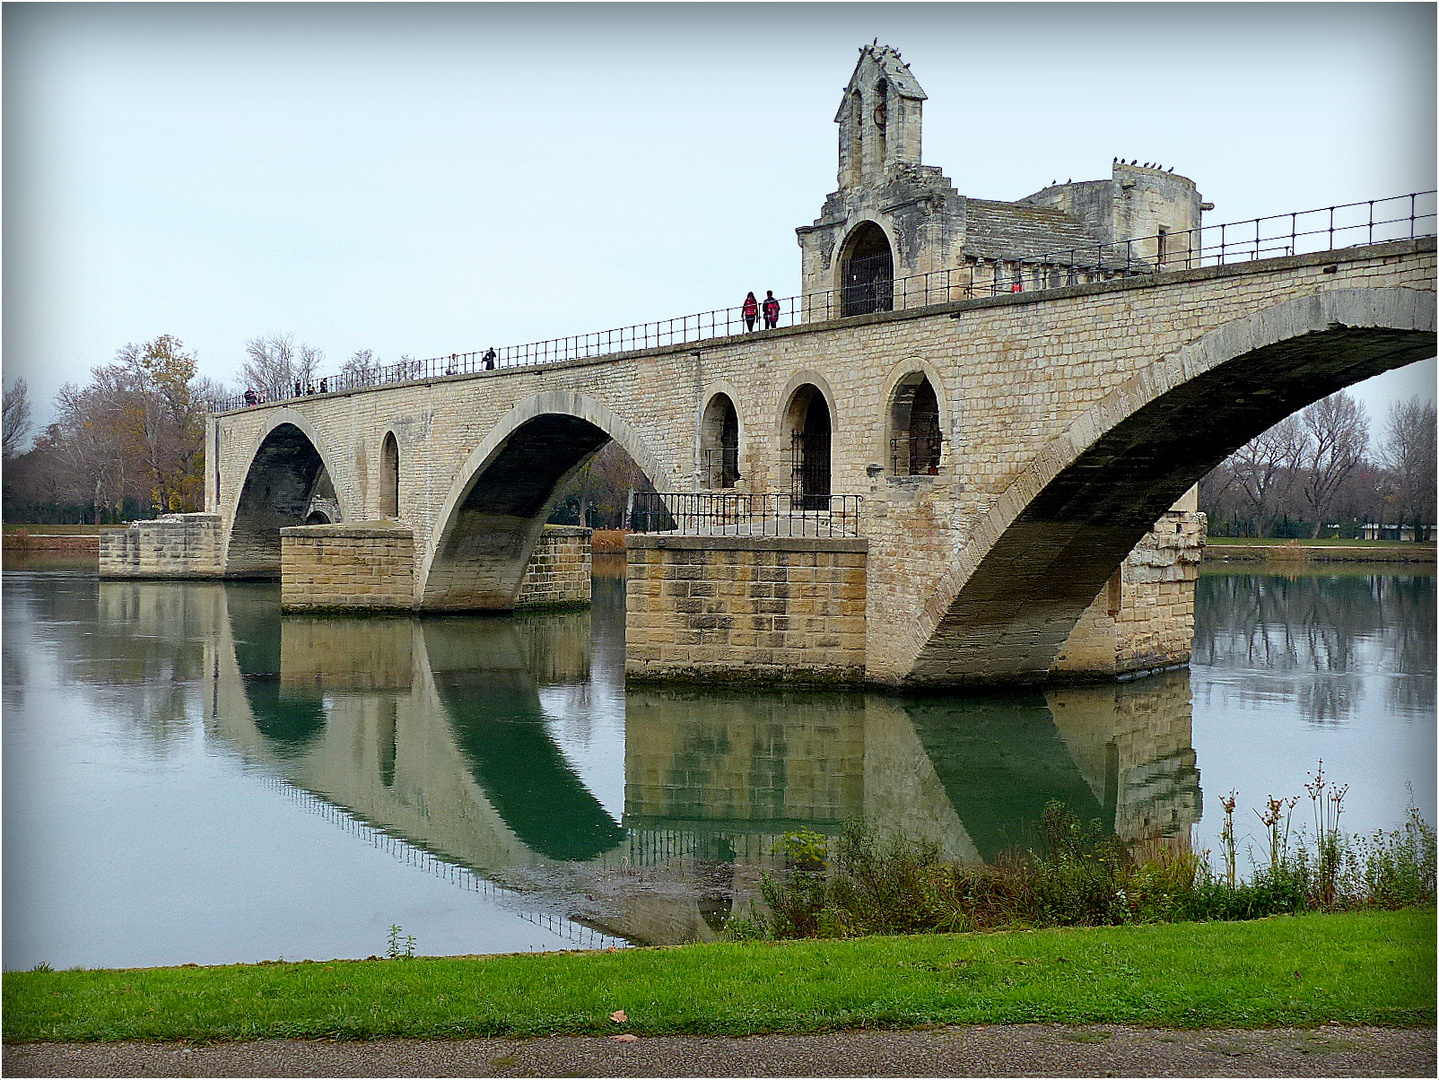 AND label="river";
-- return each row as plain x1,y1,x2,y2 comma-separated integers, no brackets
2,558,1433,970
